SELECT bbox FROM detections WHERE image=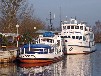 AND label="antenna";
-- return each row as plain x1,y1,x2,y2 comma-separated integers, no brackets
46,12,55,31
66,16,67,21
59,6,62,31
54,13,55,19
75,16,77,20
